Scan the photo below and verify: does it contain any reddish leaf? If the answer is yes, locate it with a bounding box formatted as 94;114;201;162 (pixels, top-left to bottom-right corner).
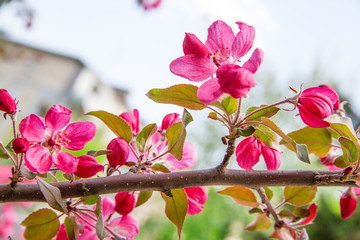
245;213;271;232
217;186;259;207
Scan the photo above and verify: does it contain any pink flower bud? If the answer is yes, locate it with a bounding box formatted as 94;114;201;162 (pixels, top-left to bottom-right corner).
12;138;30;154
340;188;357;219
161;113;180;131
140;0;162;10
217;64;256;99
120;109;139;134
74;155;104;178
0;89;17;114
297;87;339;128
115;192;136;216
106;138;130;168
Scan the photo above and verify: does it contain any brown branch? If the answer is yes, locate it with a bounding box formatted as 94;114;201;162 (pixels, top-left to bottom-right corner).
0;168;356;203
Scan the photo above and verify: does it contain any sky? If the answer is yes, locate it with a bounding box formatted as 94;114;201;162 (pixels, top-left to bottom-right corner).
0;0;360;124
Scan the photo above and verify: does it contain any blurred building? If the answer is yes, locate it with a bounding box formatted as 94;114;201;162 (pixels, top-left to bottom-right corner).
0;35;129;137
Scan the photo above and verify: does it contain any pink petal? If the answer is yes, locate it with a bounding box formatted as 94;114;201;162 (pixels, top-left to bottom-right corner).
183;33;210;57
166;142;197;169
205;20;235;59
161;113;180;131
45;105;72;135
298;104;330;128
303;86;339;110
115;192;136;216
217;64;256;98
170;55;217;82
231;21;255;60
63;121;96;150
242;48;264;73
19;114;46;143
261;144;281;170
101;197;115;220
295;203;318;226
185;187;208;215
120;109;139;134
25;145;52;173
197;78;224;104
235;137;262;170
109;215;140;238
52;151;78;174
106;138;130;168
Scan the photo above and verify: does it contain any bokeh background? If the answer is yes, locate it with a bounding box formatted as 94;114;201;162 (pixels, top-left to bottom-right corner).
1;0;360;239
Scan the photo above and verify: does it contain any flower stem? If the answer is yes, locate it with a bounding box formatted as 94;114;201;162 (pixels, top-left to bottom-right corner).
255;187;283;228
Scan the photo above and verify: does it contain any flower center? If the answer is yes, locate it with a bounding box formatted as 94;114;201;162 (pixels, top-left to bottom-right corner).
48;130;71;150
212;48;231;66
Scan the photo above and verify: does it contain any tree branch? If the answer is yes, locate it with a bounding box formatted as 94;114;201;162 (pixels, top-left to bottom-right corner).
0;168;356;203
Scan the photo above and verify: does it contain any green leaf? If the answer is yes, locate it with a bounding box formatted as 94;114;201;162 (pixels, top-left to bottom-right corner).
87;110;132;143
284;186;317;206
182;108;193;127
212;94;238;115
326;115;360;148
166;122;186;160
293;207;310;218
146;84;206;110
253;125;280;151
0;145;9;159
94;196;102;216
81;195;99;205
261;117;310;163
217;186;259;207
245;105;280;122
21;208;60;240
263;187;273;201
96;208;110;240
333;155;349;168
339;137;358;163
87;150;112;157
245;213;272;232
37;178;68;214
152;163;171;173
281;127;332;157
136;123;157;153
237;126;256;137
249;208;263;214
161;189;188;239
136;191;153;207
64;217;75;240
208;112;218;120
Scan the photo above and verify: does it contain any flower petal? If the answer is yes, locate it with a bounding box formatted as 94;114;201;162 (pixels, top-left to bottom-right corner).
25;145;52;173
231;21;255;60
120;109;139;134
102;197;115;221
235;137;262;170
19;114;46;143
261;144;281;170
53;151;78;174
242;48;264;74
45;105;72;135
183;33;210;57
197;78;224;104
63;122;96;150
109;215;140;238
185;187;208;215
166;142;197;169
205;20;235;58
298;103;331;128
170;55;216;82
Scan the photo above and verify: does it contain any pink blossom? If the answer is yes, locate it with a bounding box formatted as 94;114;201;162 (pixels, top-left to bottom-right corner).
340;187;357;219
115;192;136;216
297;86;340;128
165;142;197;169
0;89;17;114
160;113;180;131
235;136;281;170
170;20;263;104
74;155;104;178
120;109;139;134
184;186;208;215
106;138;130;168
140;0;161;10
19;105;96;174
0;204;17;238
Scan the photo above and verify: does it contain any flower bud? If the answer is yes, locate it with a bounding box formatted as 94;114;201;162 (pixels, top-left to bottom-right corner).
74;155;104;178
106;138;130;168
12;138;30;154
120;109;139;134
161;113;180;131
114;192;136;216
340;188;357;219
0;89;17;114
297;87;339;128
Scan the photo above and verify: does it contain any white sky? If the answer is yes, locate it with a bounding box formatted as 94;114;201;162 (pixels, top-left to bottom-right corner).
0;0;360;123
